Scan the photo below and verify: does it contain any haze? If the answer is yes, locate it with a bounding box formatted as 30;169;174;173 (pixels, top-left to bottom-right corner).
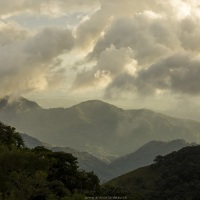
1;0;200;120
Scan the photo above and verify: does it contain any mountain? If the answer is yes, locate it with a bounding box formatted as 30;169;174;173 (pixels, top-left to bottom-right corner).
21;133;114;182
105;145;200;200
21;133;194;182
0;96;41;113
1;96;200;158
108;139;195;178
20;133;52;149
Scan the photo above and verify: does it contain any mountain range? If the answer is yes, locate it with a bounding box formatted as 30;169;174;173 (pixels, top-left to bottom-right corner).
0;96;199;158
21;133;114;182
0;97;200;160
21;133;193;182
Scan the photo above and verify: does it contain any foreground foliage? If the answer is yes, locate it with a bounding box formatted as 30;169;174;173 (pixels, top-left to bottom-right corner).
0;122;99;200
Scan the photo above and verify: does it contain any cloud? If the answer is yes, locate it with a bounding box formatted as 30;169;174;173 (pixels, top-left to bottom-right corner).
0;24;74;97
0;0;100;17
105;53;200;98
24;27;74;62
74;0;191;51
2;0;200;102
72;0;200;99
72;46;137;90
0;22;31;45
88;15;173;65
104;73;135;99
75;0;165;50
179;17;200;51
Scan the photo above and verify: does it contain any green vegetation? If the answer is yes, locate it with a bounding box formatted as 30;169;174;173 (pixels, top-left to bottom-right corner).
2;119;200;200
0;122;100;200
106;145;200;200
151;146;200;199
104;166;158;200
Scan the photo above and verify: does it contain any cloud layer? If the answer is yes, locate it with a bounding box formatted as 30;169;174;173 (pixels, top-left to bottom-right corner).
1;0;200;102
0;23;74;97
72;0;200;99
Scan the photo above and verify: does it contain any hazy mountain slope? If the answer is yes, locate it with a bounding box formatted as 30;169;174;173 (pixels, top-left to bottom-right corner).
21;133;114;181
1;96;200;157
21;133;194;182
20;133;52;149
109;139;194;178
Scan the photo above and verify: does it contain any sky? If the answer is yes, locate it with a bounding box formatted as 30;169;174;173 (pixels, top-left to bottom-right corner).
1;0;200;119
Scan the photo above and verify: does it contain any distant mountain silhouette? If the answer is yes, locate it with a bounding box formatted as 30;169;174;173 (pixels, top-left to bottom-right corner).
1;96;200;158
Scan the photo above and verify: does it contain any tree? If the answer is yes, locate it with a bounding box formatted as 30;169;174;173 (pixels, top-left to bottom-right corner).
0;122;101;199
0;122;24;148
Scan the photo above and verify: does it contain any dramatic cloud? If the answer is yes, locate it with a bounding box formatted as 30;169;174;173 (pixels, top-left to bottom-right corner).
1;0;200;111
106;53;200;97
142;53;200;95
72;0;200;99
0;24;74;97
72;46;137;90
89;16;173;65
75;0;166;50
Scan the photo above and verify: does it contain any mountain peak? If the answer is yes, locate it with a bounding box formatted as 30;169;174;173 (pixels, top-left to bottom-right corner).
0;96;42;113
72;99;121;111
77;99;113;106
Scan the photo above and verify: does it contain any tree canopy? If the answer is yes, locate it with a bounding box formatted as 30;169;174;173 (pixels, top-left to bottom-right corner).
0;122;100;200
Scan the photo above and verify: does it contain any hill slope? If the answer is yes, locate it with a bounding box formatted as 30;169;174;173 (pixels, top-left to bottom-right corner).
22;133;194;182
106;145;200;200
1;96;200;157
108;139;194;178
21;133;114;182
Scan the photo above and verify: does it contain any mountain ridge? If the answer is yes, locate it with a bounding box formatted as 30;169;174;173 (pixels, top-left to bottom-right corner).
108;139;195;178
0;96;200;157
21;133;193;182
0;96;42;113
20;133;115;182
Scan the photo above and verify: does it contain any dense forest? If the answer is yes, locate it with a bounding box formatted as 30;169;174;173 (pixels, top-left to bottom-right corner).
150;146;200;199
0;121;101;200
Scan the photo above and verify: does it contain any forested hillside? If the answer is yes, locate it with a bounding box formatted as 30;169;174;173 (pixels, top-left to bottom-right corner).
106;145;200;200
0;121;100;200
